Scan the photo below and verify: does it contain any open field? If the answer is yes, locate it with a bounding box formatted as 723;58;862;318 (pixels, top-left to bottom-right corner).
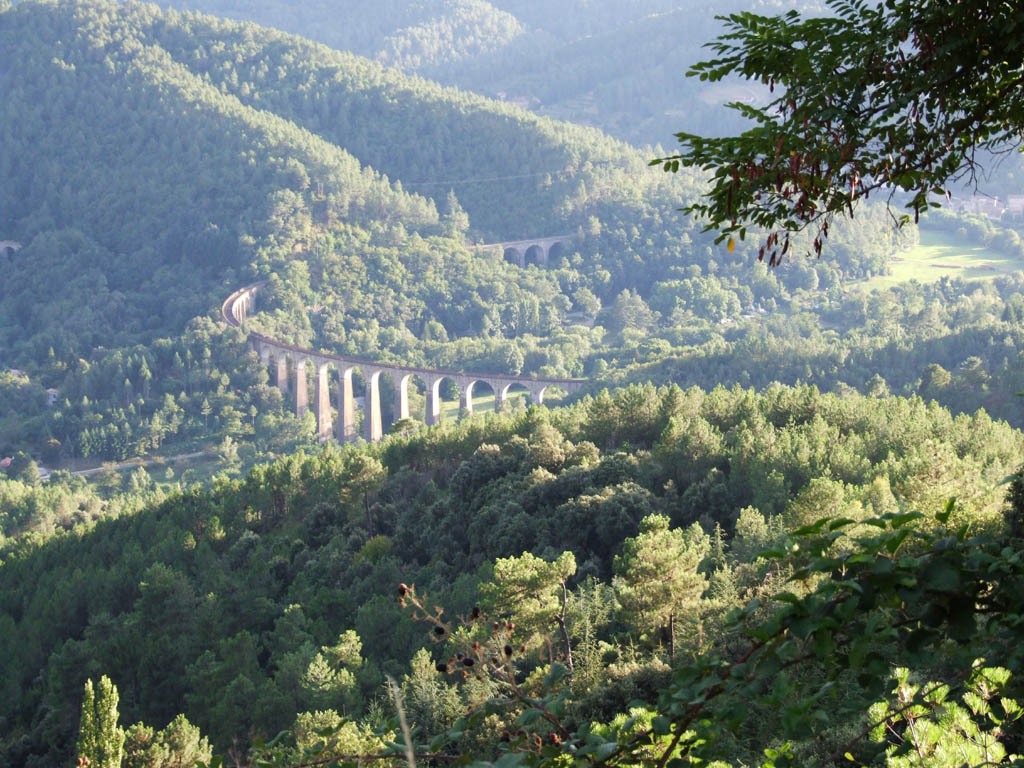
437;389;541;420
859;229;1024;291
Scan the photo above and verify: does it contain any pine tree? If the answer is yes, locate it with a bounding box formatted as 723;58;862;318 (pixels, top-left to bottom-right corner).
613;514;709;657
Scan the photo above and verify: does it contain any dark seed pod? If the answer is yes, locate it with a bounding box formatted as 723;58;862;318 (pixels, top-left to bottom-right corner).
398;583;408;597
462;658;475;667
433;625;446;636
455;652;464;660
471;606;480;619
435;662;448;673
500;732;511;742
504;644;513;657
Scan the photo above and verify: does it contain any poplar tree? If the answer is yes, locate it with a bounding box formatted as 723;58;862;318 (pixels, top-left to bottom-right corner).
76;675;125;768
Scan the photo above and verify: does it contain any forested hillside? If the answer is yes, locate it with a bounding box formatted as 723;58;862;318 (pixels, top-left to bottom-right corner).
0;0;439;358
3;1;1024;766
0;0;665;463
0;0;928;470
5;0;1024;471
3;384;1021;766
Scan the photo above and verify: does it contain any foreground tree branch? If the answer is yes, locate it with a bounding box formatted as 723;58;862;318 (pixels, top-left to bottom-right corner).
652;0;1024;262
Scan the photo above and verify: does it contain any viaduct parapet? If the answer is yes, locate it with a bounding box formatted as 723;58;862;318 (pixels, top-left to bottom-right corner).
223;282;587;443
474;234;575;268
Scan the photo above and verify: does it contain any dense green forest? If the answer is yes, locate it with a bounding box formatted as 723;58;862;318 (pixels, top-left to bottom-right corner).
3;1;1024;766
0;0;933;469
4;0;1024;474
4;384;1022;766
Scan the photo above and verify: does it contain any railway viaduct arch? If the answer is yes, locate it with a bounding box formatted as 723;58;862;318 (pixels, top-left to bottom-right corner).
223;283;587;443
475;234;575;268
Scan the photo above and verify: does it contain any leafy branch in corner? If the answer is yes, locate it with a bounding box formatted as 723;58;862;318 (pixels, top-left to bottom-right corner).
651;0;1024;262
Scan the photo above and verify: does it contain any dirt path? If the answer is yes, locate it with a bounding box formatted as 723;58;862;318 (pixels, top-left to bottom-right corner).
41;450;212;479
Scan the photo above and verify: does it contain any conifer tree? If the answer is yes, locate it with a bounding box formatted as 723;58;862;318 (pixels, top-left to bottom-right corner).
613;514;709;657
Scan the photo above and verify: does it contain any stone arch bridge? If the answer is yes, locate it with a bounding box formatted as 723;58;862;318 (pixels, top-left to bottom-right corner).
223;283;587;443
475;234;575;268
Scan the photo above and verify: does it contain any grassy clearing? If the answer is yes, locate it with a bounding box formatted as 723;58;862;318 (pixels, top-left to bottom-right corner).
861;229;1024;291
437;389;538;419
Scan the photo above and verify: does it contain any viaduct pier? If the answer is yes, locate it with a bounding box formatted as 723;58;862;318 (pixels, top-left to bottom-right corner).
223;283;586;443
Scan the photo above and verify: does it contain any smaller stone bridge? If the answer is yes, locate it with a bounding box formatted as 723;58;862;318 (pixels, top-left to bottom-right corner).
0;240;22;259
475;234;575;268
223;283;587;443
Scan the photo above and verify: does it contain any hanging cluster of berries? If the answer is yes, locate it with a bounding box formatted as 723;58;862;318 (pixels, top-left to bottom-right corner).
397;582;526;682
397;580;573;758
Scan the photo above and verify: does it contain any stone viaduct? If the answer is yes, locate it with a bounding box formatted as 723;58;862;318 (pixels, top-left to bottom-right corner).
223;282;587;444
475;234;575;268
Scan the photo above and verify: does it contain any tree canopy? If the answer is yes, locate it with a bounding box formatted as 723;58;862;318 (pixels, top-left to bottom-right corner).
653;0;1024;261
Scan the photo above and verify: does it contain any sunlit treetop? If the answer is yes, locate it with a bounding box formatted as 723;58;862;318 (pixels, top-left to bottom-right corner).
653;0;1024;263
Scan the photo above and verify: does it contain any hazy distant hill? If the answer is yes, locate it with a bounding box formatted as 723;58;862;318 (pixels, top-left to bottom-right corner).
158;0;526;66
144;5;661;238
139;0;817;145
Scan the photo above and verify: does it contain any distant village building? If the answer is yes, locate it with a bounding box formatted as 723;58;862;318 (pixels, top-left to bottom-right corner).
495;91;538;111
0;457;11;470
974;196;1006;218
46;388;60;406
948;195;1005;219
1007;195;1024;216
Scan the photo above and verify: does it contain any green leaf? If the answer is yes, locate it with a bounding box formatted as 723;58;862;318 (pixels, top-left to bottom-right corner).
793;519;829;536
594;742;619;761
936;497;956;524
886;512;922;529
922;558;961;592
828;518;858;531
885;528;911;553
266;730;287;748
